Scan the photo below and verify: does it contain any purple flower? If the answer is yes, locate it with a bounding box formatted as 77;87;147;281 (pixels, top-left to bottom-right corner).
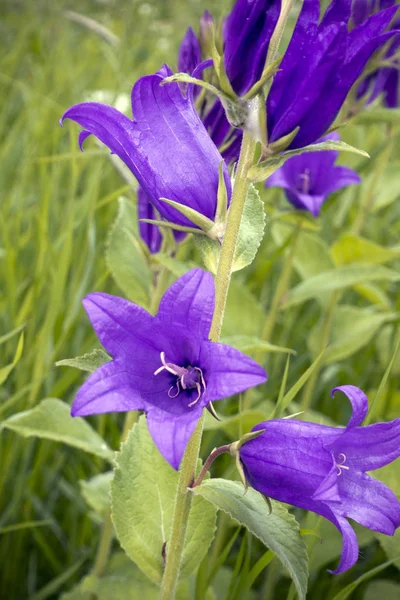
239;385;400;574
265;133;361;216
267;0;399;148
177;19;242;164
352;0;397;26
223;0;282;96
72;269;267;469
138;186;186;254
61;66;232;231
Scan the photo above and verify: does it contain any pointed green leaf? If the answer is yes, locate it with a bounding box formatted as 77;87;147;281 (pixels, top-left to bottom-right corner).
56;349;111;373
162;73;229;104
0;399;113;461
191;479;308;600
284;264;400;309
80;472;114;517
0;333;24;385
194;235;220;274
221;335;295;355
331;233;400;266
111;416;216;584
0;323;25;346
106;197;152;308
160;198;215;235
249;140;369;183
139;218;202;236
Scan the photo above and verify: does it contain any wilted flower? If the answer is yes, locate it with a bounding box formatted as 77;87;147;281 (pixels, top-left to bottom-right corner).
265;133;361;216
266;0;399;148
61;66;231;233
239;385;400;573
72;269;267;469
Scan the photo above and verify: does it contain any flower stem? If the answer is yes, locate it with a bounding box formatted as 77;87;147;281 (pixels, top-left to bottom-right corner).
209;132;257;342
301;291;339;411
159;416;204;600
191;444;231;488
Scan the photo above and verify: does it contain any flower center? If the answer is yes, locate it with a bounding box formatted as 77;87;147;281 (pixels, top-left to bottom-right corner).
153;351;206;407
335;452;350;476
297;168;311;194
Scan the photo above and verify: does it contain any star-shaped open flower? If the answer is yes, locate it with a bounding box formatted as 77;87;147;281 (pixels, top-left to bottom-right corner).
72;269;267;469
265;133;361;216
239;385;400;573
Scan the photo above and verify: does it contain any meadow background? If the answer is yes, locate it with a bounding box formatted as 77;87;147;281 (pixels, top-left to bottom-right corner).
1;0;400;598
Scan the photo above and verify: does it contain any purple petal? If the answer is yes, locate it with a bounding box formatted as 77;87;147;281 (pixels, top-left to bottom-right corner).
199;341;267;402
147;406;202;470
138;186;163;254
322;166;361;195
71;361;145;416
78;130;92;150
327;512;359;574
285;190;327;216
178;27;202;75
82;292;155;359
223;0;282;95
320;0;352;28
332;417;400;470
331;385;369;429
337;469;400;535
156;269;215;339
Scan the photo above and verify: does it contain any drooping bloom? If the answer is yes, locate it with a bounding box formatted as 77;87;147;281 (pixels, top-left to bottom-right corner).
266;0;399;148
239;385;400;573
353;1;400;108
61;66;232;231
72;269;267;469
265;133;361;216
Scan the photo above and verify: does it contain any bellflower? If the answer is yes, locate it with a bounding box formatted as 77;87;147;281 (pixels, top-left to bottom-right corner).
265;133;361;216
72;269;267;469
239;385;400;574
267;0;400;148
177;19;242;164
138;186;186;254
61;66;232;231
223;0;282;96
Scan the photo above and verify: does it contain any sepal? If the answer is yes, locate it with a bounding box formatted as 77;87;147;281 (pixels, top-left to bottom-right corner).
159;198;218;237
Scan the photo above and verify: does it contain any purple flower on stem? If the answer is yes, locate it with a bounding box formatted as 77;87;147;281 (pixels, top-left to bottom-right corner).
61;66;231;232
265;133;361;216
138;186;186;254
267;0;399;148
239;385;400;574
72;269;267;469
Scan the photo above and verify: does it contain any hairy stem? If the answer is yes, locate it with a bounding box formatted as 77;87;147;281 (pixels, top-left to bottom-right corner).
159;416;204;600
191;444;231;488
209;132;257;342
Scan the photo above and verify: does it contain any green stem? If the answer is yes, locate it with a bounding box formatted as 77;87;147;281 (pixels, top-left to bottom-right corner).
209;132;257;342
262;221;302;343
301;292;339;411
159;416;204;600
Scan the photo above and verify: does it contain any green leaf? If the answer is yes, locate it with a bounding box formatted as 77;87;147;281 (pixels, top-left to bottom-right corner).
111;416;216;584
191;479;308;600
355;107;400;124
331;556;400;600
249;140;369;183
160;198;215;235
222;281;266;337
106;197;152;308
80;471;113;517
364;581;400;600
56;349;111;373
221;335;295;355
308;307;398;364
195;186;266;274
277;350;326;413
284;264;400;308
0;333;24;385
0;323;25;346
331;233;400;266
232;185;266;272
0;399;113;461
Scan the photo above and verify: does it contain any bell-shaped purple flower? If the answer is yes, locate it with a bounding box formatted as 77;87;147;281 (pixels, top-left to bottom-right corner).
265;133;361;216
178;26;202;76
61;66;232;231
267;0;399;148
239;385;400;574
72;269;267;470
352;0;397;26
223;0;282;96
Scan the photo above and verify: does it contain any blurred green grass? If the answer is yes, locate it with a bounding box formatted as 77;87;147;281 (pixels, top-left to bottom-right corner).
1;1;400;599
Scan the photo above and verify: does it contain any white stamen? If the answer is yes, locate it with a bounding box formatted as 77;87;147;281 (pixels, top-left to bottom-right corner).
336;453;350;476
